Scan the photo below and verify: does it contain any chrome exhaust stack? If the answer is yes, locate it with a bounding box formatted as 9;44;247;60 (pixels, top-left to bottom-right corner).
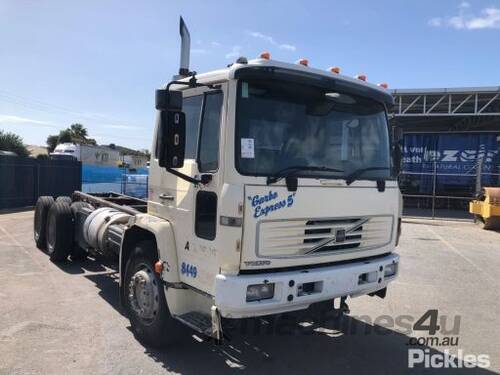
174;16;191;79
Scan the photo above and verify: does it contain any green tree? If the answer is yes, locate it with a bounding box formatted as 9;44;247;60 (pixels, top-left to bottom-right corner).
58;129;72;144
69;123;88;139
46;134;59;152
46;123;96;151
0;130;30;157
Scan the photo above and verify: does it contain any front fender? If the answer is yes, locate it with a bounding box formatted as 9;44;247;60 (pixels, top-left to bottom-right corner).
121;214;180;285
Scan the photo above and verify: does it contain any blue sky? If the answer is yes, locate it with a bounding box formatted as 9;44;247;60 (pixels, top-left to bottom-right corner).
1;0;499;150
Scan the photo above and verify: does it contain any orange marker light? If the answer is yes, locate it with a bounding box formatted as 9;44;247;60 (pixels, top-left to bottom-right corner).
378;83;389;89
259;51;271;60
329;66;341;74
297;58;309;66
154;261;164;274
355;74;367;81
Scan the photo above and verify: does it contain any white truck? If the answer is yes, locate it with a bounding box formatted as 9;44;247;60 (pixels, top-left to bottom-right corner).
33;17;401;346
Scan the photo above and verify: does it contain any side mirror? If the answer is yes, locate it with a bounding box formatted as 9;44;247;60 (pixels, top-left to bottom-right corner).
156;89;183;111
158;110;186;168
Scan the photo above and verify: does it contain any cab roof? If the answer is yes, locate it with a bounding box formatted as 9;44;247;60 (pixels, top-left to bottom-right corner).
173;58;394;106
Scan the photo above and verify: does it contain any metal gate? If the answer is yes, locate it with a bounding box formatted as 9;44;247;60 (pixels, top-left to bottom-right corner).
0;156;81;209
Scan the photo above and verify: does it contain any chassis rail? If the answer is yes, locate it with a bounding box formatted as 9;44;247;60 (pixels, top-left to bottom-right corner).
72;191;147;215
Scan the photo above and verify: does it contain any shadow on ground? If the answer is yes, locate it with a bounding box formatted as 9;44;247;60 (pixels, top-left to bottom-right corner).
54;255;125;316
53;256;495;374
144;312;495;374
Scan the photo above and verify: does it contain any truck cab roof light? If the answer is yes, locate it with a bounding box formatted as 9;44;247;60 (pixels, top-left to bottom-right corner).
259;51;271;60
297;58;309;66
329;66;341;74
236;56;248;64
378;82;389;89
355;74;367;81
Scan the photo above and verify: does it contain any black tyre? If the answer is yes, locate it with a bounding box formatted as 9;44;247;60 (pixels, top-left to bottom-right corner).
34;196;54;250
46;201;74;262
124;240;183;347
56;196;72;205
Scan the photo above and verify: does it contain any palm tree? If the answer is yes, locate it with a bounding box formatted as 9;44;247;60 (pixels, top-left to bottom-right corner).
69;123;88;139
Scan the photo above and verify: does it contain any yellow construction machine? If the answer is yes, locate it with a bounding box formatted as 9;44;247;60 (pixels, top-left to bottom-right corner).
470;187;500;230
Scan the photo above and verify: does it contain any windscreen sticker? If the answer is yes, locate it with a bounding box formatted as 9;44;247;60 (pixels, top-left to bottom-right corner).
247;191;296;218
241;82;249;98
241;138;255;158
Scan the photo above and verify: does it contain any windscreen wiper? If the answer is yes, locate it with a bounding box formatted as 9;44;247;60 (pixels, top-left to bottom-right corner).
266;165;344;185
344;167;390;185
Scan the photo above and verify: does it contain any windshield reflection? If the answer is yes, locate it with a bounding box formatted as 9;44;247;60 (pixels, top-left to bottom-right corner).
236;80;391;181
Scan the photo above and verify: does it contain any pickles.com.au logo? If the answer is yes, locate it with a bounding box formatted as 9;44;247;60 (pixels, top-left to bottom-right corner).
406;309;490;369
408;349;490;369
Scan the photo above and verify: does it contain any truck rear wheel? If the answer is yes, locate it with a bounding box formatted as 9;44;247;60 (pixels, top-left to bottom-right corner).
46;201;74;262
34;196;54;250
55;196;72;205
124;240;182;347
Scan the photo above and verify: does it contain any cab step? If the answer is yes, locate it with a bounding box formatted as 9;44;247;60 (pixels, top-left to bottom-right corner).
174;312;213;337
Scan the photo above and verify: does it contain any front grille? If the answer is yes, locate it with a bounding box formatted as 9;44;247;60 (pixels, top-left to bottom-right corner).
304;219;362;251
257;216;393;258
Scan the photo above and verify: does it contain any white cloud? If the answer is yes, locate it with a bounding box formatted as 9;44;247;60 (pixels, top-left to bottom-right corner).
225;45;242;59
459;1;470;9
0;115;56;127
278;44;297;52
247;31;297;52
211;41;221;47
428;17;442;27
249;31;276;44
429;5;500;30
467;8;500;29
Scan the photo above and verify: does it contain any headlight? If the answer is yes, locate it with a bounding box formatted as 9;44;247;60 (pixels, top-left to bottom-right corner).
384;263;398;278
246;283;275;302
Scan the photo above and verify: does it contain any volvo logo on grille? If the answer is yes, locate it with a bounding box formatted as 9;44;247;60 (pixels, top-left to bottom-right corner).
304;218;369;255
335;229;346;243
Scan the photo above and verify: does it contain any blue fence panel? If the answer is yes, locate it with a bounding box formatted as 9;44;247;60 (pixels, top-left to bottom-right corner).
123;174;148;198
82;165;149;198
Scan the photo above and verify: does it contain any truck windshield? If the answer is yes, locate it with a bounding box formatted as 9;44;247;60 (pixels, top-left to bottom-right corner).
235;79;391;181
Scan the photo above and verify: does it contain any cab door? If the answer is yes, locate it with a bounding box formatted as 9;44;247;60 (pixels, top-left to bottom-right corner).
148;82;226;293
175;85;226;293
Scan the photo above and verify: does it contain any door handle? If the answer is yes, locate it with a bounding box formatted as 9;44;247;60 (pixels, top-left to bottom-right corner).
159;193;175;201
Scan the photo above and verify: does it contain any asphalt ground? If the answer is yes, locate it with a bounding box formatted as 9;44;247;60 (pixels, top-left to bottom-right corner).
0;210;499;374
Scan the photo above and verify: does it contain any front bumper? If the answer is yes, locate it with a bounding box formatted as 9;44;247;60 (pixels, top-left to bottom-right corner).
215;253;399;318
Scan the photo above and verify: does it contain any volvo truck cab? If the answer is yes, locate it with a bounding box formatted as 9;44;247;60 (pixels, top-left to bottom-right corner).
34;17;401;346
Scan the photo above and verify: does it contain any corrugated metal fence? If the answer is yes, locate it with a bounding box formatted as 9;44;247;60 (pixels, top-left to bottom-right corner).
0;156;81;209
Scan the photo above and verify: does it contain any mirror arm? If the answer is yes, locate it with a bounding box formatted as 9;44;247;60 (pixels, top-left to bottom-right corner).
166;167;202;185
166;74;218;92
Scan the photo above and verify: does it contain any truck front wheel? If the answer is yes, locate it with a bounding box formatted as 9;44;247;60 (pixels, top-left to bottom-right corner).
124;240;182;347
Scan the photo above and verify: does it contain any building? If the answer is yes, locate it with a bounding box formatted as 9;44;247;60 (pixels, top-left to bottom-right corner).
390;87;500;212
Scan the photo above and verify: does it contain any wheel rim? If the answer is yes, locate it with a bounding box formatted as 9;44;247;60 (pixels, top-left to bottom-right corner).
128;263;160;324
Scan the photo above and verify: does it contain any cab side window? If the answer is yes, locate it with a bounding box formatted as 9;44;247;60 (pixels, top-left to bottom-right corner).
183;95;203;159
198;92;223;172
